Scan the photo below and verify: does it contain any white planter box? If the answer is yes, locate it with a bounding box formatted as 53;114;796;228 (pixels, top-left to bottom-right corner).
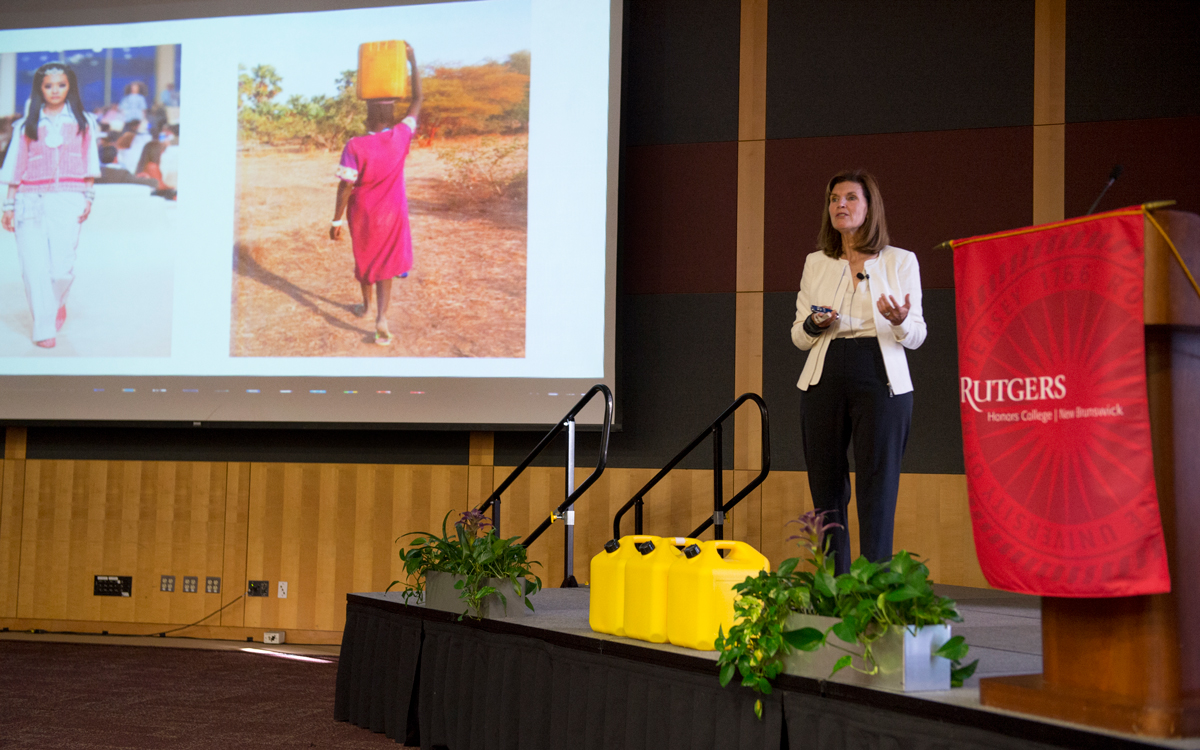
781;613;951;692
422;571;536;619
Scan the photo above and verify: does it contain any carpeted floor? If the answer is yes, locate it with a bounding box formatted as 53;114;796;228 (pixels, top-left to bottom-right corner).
0;641;398;748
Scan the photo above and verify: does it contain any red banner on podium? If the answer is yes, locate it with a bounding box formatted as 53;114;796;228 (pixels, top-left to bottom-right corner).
953;207;1171;597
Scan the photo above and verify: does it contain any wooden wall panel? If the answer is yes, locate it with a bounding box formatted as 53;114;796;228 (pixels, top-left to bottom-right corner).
489;466;983;587
759;469;814;567
14;461;230;625
487;466;565;585
495;466;736;586
729;470;763;553
143;462;230;626
1032;0;1066;225
1;460;25;617
756;470;986;587
243;463;467;633
4;427;27;459
220;462;250;627
734;293;765;471
2;459;987;640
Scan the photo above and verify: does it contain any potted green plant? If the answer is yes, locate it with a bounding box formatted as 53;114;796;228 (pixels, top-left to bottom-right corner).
387;509;542;619
715;510;977;718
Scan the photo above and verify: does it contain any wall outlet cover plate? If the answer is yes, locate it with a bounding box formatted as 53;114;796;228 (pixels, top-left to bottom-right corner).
264;631;286;645
95;575;132;597
247;580;269;597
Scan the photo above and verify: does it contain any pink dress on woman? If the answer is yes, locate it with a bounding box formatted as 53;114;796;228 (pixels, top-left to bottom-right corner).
336;117;415;284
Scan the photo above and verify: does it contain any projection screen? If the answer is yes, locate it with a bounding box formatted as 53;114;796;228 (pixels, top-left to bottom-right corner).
0;0;620;427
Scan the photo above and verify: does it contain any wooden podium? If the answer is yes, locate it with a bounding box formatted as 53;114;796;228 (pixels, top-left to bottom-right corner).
979;209;1200;737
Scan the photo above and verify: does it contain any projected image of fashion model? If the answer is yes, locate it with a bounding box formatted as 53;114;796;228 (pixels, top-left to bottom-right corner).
791;170;926;575
329;42;423;347
0;63;101;349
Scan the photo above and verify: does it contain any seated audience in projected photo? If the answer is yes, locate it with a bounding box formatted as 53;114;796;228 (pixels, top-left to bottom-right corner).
1;63;101;349
329;42;423;347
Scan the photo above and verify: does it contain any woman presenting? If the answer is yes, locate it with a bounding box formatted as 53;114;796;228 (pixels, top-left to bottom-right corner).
330;42;423;346
791;170;925;574
1;63;101;349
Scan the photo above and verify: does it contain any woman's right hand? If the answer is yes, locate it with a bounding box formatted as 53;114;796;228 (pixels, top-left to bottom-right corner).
812;310;838;328
1;210;14;233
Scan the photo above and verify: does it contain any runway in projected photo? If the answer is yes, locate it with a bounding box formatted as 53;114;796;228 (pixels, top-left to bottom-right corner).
0;46;180;357
231;3;529;358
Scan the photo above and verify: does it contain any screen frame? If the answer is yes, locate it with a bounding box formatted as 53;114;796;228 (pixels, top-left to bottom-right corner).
0;0;622;431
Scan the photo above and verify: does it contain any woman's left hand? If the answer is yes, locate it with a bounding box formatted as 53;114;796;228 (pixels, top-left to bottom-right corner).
79;201;92;224
878;293;911;326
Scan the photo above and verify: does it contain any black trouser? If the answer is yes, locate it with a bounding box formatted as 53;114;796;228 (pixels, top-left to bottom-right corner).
801;338;912;575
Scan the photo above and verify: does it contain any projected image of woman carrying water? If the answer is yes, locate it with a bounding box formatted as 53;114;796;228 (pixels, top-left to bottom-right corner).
231;2;530;358
329;42;423;347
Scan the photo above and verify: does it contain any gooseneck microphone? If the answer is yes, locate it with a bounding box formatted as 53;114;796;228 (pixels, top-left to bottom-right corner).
1086;164;1124;216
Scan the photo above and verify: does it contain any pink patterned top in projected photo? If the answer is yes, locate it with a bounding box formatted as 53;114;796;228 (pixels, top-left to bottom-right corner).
336;116;416;284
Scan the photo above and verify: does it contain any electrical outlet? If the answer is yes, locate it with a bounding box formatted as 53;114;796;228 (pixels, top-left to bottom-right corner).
205;577;221;594
160;575;175;592
247;580;269;597
182;576;198;593
277;581;288;599
264;631;286;645
94;575;132;597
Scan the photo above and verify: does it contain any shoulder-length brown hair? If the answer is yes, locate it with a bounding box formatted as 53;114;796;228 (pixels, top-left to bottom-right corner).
816;170;890;257
136;140;165;175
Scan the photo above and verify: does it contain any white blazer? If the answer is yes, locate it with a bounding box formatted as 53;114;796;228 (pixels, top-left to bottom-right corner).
790;246;926;395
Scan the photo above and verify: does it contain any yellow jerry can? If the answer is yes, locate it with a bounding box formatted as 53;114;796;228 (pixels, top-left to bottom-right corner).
666;540;770;651
623;537;700;643
357;40;411;100
589;535;658;636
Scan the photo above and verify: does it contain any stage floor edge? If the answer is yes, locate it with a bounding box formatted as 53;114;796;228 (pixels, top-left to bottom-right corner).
336;587;1200;749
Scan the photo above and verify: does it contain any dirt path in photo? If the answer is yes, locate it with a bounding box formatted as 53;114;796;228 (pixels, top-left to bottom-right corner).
231;141;526;358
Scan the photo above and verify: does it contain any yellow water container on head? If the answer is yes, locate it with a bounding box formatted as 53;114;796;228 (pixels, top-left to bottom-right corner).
623;537;700;643
589;535;657;636
666;540;770;651
357;40;411;100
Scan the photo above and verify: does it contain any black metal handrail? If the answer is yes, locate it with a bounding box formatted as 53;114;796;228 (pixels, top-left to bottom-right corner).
477;384;613;585
611;392;769;542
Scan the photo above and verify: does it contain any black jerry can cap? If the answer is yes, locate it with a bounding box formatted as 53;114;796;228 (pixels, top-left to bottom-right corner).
634;540;656;555
604;539;620;554
682;544;702;559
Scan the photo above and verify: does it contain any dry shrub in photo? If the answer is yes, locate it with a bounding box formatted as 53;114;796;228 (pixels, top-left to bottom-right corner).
436;136;528;207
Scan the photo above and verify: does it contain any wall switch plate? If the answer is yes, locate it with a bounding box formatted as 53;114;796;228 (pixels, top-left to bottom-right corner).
277;581;288;599
205;577;221;594
160;575;175;592
94;575;132;597
182;576;198;593
247;580;269;597
264;631;286;645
